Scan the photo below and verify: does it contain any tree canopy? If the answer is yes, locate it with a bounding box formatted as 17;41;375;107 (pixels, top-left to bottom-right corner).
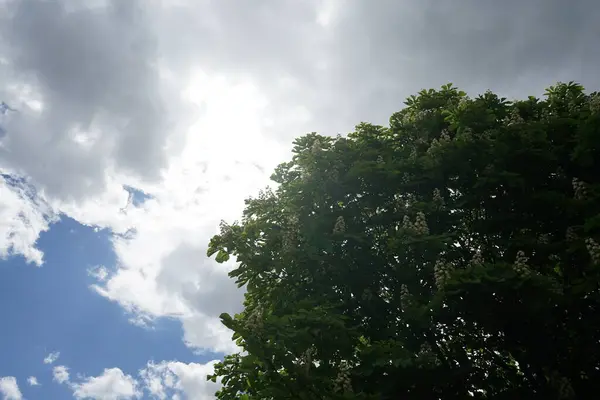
206;82;600;399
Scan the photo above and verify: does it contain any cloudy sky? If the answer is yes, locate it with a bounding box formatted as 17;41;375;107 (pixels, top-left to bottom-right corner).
0;0;599;399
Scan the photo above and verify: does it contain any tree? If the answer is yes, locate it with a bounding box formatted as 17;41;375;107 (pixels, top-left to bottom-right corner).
207;82;600;399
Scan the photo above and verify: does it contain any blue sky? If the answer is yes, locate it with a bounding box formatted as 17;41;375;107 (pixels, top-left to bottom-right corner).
1;0;599;399
0;214;222;399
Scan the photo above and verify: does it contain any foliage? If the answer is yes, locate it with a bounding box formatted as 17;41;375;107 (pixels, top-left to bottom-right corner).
207;82;600;399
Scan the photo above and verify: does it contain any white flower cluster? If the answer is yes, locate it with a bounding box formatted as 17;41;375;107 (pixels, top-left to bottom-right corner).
480;129;493;140
572;177;588;200
513;251;531;276
585;238;600;264
540;108;552;122
419;342;432;354
414;212;429;235
298;346;316;372
590;94;600;113
469;208;487;222
406;194;417;209
519;228;531;235
567;100;583;114
392;195;403;214
439;129;451;142
417;343;438;366
566;227;578;242
245;306;265;331
434;259;453;290
282;229;297;250
333;361;352;393
403;212;429;236
432;188;445;208
311;138;322;154
538;234;550;245
470;249;483;267
400;284;411;311
412;110;425;123
427;129;451;155
505;108;525;126
288;214;299;225
333;216;346;233
282;215;300;249
376;155;384;164
379;287;392;303
456;127;474;142
415;137;427;146
327;165;339;181
402;215;412;230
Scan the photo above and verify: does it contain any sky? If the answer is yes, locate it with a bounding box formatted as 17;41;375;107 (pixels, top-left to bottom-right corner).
0;0;599;399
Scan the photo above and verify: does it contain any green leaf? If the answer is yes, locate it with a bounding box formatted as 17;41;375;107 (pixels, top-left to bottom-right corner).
216;250;230;263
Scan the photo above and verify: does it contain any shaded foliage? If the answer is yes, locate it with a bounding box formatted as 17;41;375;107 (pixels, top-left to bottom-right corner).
207;82;600;399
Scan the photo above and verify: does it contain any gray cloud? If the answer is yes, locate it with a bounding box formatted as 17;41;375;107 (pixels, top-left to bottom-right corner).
0;0;193;200
157;243;244;318
147;0;600;141
323;0;600;129
255;0;599;137
4;0;598;200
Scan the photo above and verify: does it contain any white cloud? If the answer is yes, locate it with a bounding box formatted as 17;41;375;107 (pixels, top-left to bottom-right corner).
315;0;341;27
140;360;220;400
0;174;56;266
88;265;110;282
71;368;140;400
53;365;70;384
42;359;219;400
43;351;60;364
27;376;39;386
0;377;22;400
78;73;287;353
